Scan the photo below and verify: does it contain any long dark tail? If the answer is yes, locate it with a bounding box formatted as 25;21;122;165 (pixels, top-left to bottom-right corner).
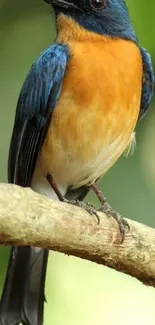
0;246;48;325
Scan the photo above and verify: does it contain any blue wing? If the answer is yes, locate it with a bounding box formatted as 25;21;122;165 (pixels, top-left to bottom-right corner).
8;43;69;186
139;46;154;120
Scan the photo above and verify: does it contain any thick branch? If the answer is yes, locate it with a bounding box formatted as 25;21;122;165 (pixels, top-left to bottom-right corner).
0;183;155;287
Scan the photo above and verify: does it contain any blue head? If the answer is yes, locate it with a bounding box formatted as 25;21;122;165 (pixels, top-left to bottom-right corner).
44;0;137;41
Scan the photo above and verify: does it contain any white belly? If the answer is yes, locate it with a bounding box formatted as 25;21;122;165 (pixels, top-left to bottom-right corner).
31;129;135;199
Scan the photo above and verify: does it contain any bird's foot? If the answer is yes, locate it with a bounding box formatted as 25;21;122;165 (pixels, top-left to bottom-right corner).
98;200;129;243
47;173;129;241
63;198;100;224
91;183;129;242
46;173;100;223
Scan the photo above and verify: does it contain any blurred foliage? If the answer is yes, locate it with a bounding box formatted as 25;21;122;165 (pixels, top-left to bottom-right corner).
0;0;155;324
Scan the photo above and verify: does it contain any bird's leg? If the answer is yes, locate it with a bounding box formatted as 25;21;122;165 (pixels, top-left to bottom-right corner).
47;173;64;201
46;173;100;223
91;183;129;242
90;183;106;205
47;174;128;239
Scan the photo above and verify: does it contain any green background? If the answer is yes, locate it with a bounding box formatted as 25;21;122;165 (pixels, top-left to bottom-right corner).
0;0;155;324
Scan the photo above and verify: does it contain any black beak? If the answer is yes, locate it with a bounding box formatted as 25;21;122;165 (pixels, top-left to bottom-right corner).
44;0;79;11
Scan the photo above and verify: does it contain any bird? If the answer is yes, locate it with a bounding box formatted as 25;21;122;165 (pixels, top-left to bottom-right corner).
0;0;154;324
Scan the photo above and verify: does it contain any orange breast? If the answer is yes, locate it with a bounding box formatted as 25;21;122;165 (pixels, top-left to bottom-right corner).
39;37;143;188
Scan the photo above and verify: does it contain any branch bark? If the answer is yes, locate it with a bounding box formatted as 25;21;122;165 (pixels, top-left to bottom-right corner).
0;183;155;287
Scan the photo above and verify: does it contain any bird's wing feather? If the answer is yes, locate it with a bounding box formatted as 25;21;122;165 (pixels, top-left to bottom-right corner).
8;43;69;187
0;44;69;325
139;46;154;120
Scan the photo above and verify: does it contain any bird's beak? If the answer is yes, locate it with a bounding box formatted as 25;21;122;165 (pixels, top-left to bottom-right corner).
44;0;79;11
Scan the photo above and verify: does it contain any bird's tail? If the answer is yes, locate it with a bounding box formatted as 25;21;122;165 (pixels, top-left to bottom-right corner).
0;246;48;325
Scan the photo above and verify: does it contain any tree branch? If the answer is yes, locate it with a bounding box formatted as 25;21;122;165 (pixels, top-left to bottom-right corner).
0;183;155;287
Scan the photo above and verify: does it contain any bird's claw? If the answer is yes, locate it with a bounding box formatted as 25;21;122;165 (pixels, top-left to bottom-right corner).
99;201;129;243
63;198;100;224
63;197;129;242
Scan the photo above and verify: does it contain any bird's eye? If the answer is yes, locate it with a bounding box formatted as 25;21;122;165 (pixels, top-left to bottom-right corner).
90;0;105;10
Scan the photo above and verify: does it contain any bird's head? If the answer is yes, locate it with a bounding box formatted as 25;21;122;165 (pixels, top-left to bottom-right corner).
44;0;137;41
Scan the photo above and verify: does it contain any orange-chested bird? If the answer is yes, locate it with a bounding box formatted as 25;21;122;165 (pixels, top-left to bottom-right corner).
0;0;154;324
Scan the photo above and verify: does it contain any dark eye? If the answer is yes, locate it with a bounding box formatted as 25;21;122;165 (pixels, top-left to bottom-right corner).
90;0;105;9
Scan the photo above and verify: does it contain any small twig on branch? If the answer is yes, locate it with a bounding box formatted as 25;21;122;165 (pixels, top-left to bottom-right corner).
0;183;155;287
